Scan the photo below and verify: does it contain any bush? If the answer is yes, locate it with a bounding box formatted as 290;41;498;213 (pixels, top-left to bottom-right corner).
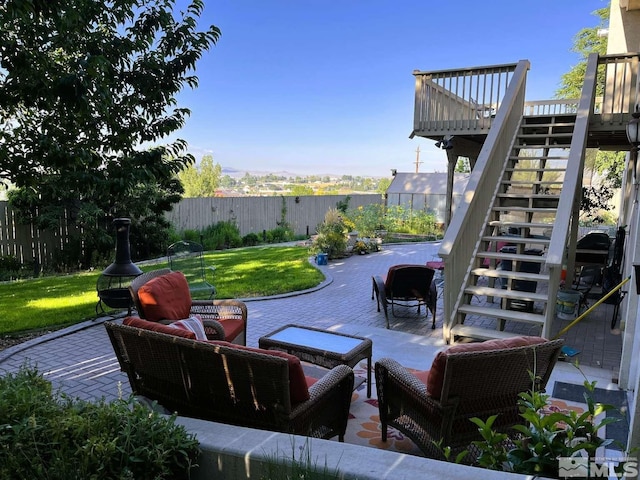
310;208;348;259
0;366;200;480
385;205;441;237
343;204;385;237
266;226;294;243
242;232;261;246
0;255;23;281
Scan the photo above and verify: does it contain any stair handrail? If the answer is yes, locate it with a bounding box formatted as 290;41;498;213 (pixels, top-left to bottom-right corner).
544;53;599;337
438;59;530;341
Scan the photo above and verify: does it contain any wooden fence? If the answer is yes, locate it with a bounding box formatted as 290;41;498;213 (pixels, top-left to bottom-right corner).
0;194;382;266
165;194;382;237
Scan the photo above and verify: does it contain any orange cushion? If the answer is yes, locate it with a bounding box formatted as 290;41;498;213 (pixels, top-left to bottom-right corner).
138;271;191;321
219;318;245;343
123;316;196;340
426;336;547;399
208;341;310;404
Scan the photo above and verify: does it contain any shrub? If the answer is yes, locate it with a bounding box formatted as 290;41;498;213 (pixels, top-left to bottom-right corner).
310;208;348;259
343;204;385;237
0;255;22;281
0;366;200;480
266;226;294;243
242;232;261;246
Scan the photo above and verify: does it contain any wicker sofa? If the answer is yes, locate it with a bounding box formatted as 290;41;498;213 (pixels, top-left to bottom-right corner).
375;336;564;460
105;318;355;440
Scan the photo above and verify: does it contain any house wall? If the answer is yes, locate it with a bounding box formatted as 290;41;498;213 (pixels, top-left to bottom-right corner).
609;0;640;451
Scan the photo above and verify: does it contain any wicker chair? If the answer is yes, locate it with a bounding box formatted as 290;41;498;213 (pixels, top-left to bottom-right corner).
105;320;355;440
129;268;247;344
372;264;437;329
375;337;564;461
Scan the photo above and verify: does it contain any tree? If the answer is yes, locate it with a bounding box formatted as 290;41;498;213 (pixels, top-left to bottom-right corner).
289;185;314;196
179;154;222;197
555;3;622;223
454;158;470;173
376;177;391;195
0;0;220;267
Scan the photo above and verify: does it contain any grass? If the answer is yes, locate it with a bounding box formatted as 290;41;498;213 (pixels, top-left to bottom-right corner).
0;245;324;336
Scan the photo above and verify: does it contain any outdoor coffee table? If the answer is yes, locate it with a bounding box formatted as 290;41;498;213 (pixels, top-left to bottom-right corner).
259;324;373;398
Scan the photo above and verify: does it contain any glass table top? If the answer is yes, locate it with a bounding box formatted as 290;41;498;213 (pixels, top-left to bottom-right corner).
268;326;364;354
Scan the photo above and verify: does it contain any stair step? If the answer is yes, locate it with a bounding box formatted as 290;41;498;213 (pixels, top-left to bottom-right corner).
505;168;566;174
519;133;574;139
509;156;569;160
497;193;561;200
458;305;546;325
481;235;550;246
489;220;553;230
504;180;564;186
449;324;537;342
477;251;546;263
471;267;550;283
492;206;557;214
465;285;548;302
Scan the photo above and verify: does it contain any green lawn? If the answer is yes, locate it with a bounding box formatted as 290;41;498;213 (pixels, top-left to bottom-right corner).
0;246;324;336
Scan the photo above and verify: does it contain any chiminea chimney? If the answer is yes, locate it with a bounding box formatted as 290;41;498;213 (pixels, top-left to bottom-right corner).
96;218;143;313
102;218;143;276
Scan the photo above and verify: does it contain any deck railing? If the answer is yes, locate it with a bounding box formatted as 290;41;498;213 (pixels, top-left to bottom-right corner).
593;53;639;126
412;62;521;135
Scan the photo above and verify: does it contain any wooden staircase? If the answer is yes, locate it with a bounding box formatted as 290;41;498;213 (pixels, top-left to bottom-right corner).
448;113;576;342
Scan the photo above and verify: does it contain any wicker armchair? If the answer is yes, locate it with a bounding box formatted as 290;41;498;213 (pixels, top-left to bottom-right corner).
372;264;437;329
375;337;564;460
129;268;247;344
105;320;355;440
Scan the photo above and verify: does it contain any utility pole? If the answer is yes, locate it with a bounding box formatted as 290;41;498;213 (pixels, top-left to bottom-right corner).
414;146;423;173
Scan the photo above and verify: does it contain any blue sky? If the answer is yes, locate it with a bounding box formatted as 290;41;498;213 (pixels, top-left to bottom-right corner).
172;0;607;178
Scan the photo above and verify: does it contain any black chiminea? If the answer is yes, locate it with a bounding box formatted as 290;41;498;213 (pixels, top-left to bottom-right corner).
96;218;143;314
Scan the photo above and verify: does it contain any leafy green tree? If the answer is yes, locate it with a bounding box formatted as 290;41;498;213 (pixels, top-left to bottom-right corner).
289;185;314;196
454;158;471;173
0;0;220;267
377;177;392;195
179;154;222;197
555;3;621;224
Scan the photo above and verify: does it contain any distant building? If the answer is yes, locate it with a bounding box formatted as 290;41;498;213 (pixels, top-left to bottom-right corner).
385;172;470;224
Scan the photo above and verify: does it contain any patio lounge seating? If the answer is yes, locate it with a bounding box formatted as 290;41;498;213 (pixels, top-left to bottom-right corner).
105;318;355;440
372;264;437;329
129;268;247;344
375;336;564;460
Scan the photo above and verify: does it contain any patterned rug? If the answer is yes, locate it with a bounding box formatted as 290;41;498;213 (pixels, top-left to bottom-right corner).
331;361;591;457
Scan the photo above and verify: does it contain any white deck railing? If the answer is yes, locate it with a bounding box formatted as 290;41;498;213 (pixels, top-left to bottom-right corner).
412;62;520;135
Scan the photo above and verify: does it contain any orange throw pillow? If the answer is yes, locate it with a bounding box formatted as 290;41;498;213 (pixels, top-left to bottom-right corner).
138;271;191;321
426;336;547;399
